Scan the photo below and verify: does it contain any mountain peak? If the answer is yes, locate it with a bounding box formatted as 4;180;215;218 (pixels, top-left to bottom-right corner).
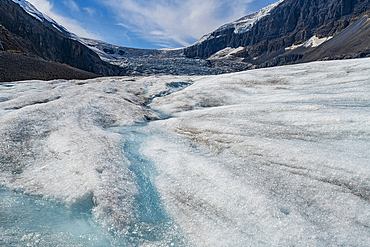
194;0;284;46
11;0;72;37
0;0;121;82
217;0;284;35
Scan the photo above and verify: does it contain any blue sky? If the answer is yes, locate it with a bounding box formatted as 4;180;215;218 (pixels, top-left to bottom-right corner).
27;0;278;49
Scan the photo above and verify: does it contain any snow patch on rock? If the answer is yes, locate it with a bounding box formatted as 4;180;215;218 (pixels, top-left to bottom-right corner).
285;36;333;51
208;47;245;61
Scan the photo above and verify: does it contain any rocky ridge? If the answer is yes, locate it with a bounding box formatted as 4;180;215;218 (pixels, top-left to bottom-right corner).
0;0;121;82
185;0;370;67
2;0;370;82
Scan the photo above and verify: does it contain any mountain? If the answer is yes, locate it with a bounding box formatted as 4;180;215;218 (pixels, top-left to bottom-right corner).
193;0;284;48
7;0;252;78
11;0;72;37
185;0;370;67
79;0;370;72
3;0;370;82
0;0;121;82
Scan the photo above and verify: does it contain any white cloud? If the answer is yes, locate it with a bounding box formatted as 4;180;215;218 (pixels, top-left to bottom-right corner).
117;23;131;29
83;7;96;16
26;0;99;39
97;0;254;47
63;0;80;12
150;31;166;36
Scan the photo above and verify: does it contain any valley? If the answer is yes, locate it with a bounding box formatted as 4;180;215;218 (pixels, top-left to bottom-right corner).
1;0;370;246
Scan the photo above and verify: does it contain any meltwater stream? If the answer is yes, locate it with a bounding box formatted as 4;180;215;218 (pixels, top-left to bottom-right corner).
110;124;186;246
0;123;185;247
0;78;193;246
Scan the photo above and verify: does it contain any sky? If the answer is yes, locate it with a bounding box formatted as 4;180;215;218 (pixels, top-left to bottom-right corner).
26;0;279;49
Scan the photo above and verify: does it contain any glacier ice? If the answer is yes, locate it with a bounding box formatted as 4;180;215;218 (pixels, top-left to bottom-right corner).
146;58;370;246
0;57;370;246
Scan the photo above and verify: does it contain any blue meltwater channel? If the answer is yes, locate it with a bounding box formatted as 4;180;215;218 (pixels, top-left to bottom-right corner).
0;123;186;246
111;123;186;246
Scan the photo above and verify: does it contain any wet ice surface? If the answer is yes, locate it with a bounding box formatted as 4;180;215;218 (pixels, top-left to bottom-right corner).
0;188;112;246
0;58;370;246
0;78;164;246
109;124;186;246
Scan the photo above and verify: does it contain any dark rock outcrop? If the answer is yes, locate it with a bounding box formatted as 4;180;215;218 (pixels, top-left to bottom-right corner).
0;51;99;82
0;0;121;80
253;15;370;69
301;15;370;62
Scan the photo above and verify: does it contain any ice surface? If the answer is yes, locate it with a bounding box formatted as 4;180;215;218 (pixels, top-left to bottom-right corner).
0;78;160;243
0;57;370;246
148;58;370;245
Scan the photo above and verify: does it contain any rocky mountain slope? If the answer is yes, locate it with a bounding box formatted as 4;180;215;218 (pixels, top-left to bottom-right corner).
192;0;284;49
185;0;370;67
85;0;369;71
0;0;121;82
11;0;72;37
6;0;252;79
2;0;370;82
0;50;99;82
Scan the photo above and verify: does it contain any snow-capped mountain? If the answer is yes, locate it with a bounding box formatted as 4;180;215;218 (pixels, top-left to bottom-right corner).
218;0;284;34
0;0;120;82
11;0;138;60
11;0;72;38
4;0;370;82
11;0;182;61
78;37;184;60
9;0;253;77
11;0;132;60
185;0;370;66
194;0;284;46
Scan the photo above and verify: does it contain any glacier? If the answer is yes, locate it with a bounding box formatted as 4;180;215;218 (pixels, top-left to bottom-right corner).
0;57;370;246
11;0;253;76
